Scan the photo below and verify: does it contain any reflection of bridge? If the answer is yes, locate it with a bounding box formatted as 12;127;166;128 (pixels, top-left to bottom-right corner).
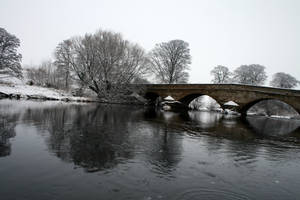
144;84;300;115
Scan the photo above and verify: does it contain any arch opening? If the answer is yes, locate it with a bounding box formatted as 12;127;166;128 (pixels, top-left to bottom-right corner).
181;94;223;112
144;92;160;105
244;99;300;119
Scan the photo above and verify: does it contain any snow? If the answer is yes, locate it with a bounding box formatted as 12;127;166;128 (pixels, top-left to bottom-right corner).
1;72;94;102
197;107;209;111
130;92;147;103
0;82;95;102
224;101;239;106
0;75;23;85
224;109;240;116
269;115;292;119
215;107;224;112
164;95;175;101
0;84;60;98
162;105;171;111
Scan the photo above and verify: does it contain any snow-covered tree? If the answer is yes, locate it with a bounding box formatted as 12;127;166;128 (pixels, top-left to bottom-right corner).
248;99;299;117
54;30;148;99
26;60;64;88
210;65;232;83
233;64;267;85
148;40;191;83
54;39;73;89
270;72;299;89
189;95;221;111
0;27;22;79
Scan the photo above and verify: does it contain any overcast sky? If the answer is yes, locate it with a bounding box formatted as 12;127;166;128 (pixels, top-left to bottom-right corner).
1;0;299;84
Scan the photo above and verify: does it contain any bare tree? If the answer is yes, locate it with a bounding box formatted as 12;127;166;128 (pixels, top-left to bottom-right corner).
210;65;232;83
233;64;267;85
54;30;148;99
54;39;73;89
270;72;299;89
26;60;64;88
0;27;22;79
26;67;47;86
148;40;191;83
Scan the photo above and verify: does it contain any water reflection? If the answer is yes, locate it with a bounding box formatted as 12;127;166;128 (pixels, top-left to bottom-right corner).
0;112;17;157
246;116;300;137
1;100;300;163
0;101;184;173
188;111;222;128
23;104;143;172
1;100;300;200
186;110;300;138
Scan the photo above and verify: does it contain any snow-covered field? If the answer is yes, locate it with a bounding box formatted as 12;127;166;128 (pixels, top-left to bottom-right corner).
0;84;62;98
0;77;95;102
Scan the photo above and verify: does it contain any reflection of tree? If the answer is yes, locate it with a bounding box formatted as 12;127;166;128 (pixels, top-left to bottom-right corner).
0;114;17;157
183;111;256;141
202;113;300;140
0;102;184;174
246;117;300;162
188;111;222;128
138;109;184;174
22;104;139;172
147;122;183;173
39;105;184;173
246;116;300;137
67;106;137;172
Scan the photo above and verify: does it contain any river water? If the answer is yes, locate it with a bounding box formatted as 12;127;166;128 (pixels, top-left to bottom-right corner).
1;99;300;200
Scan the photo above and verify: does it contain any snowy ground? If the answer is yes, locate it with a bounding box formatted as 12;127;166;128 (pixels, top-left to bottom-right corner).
0;77;96;102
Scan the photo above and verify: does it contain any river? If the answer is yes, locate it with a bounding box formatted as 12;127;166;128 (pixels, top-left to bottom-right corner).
1;99;300;200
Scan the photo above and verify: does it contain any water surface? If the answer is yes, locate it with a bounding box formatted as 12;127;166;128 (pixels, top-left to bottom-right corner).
1;100;300;200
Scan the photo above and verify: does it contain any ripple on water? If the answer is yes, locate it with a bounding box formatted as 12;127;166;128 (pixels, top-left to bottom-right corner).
174;187;253;200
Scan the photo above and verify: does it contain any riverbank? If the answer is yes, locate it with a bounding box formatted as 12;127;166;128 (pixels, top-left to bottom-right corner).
0;81;148;105
0;82;98;103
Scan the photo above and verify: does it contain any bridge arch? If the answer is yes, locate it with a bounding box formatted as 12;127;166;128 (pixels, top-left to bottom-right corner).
240;98;300;116
145;92;160;103
178;93;223;109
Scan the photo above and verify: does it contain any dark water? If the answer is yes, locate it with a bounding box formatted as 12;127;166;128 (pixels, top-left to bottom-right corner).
1;100;300;200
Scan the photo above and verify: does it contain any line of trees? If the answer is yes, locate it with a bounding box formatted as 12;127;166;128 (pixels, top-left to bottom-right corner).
50;30;191;99
25;60;67;89
0;27;191;99
210;65;299;88
0;27;191;93
1;26;299;99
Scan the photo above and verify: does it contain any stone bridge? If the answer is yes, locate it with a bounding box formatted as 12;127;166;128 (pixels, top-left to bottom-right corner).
143;84;300;115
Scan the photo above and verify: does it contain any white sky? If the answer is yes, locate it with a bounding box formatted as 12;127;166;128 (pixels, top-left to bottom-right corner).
1;0;299;85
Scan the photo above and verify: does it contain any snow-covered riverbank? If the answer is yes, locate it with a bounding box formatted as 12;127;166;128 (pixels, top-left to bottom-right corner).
0;82;97;102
